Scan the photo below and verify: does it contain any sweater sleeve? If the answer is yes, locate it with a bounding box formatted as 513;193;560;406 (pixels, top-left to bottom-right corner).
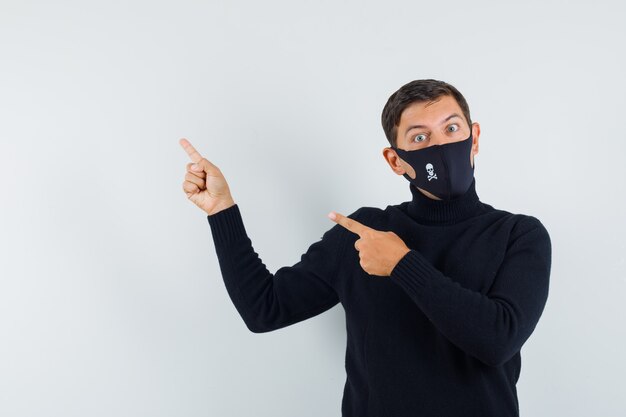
389;215;552;367
206;203;350;333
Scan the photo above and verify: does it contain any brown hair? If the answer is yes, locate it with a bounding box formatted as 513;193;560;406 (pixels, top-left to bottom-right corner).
381;79;472;148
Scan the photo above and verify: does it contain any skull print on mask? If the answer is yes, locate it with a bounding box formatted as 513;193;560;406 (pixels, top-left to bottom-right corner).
425;163;437;181
391;130;475;200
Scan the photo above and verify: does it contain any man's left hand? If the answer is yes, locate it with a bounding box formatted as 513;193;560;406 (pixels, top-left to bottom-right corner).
328;211;411;277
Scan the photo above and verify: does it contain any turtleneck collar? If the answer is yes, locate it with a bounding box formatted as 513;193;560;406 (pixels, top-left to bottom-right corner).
405;177;484;224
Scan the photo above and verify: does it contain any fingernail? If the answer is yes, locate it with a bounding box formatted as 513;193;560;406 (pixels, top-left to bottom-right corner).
327;212;336;220
191;164;199;170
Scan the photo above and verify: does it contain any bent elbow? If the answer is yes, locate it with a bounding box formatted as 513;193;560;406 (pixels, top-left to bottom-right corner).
475;340;521;367
480;351;515;367
242;318;270;334
241;315;280;334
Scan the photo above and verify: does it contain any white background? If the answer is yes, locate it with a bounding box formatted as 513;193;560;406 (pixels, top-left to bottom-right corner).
1;1;625;416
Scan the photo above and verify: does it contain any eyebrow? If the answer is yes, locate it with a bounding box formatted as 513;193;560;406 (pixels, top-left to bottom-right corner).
404;113;463;136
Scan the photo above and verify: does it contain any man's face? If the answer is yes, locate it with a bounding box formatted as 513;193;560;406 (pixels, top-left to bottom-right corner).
382;94;480;198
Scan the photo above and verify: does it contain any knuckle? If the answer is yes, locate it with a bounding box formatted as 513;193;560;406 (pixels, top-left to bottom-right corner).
183;181;196;192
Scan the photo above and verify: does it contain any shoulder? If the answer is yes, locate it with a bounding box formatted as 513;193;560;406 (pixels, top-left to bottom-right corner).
516;214;549;233
501;212;552;256
471;206;552;263
477;202;551;238
505;211;550;239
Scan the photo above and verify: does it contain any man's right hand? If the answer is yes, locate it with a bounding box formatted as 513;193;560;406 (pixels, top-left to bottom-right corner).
179;138;235;216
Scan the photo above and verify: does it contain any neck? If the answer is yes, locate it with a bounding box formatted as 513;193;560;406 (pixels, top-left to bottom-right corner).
406;177;483;224
416;187;443;200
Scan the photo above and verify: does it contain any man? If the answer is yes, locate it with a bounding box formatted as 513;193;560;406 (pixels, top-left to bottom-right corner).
180;79;552;417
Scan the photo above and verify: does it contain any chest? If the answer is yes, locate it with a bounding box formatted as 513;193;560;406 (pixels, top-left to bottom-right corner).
336;218;513;312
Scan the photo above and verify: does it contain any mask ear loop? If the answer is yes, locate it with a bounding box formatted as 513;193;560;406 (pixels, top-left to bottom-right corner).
467;130;476;170
392;147;414;181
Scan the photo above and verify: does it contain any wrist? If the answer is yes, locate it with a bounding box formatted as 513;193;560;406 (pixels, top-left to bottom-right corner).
207;198;236;216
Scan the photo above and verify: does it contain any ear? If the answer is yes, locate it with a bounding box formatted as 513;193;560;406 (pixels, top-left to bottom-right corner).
382;147;403;172
382;147;415;179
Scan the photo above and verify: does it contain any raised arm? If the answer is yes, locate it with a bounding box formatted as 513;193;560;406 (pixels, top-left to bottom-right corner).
207;204;353;333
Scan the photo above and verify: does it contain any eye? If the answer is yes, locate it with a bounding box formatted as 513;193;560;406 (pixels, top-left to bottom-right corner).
447;123;459;133
412;133;427;143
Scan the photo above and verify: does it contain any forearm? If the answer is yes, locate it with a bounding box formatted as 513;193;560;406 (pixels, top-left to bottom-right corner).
390;248;550;367
207;204;344;333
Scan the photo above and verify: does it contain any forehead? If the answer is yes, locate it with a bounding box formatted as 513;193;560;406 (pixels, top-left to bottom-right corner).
399;95;462;126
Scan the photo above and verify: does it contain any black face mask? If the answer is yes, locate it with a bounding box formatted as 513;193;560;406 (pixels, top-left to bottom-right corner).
391;131;475;200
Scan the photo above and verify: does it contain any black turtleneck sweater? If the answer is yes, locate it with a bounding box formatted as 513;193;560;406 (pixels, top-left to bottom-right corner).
206;177;552;417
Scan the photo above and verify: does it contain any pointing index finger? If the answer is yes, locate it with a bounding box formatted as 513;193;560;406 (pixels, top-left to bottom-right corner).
328;211;373;237
179;138;203;163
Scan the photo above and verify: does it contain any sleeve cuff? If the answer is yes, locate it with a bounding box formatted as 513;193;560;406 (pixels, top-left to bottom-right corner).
206;204;248;245
389;249;442;295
